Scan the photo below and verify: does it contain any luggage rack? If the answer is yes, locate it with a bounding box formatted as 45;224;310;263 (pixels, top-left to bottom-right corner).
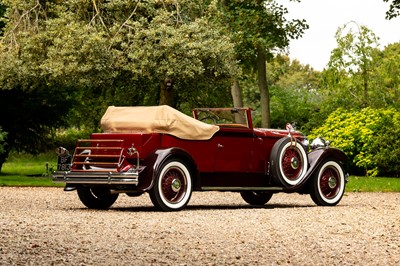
53;139;140;185
72;139;125;172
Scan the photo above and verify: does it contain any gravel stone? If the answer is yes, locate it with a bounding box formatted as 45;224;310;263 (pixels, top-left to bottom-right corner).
0;187;399;265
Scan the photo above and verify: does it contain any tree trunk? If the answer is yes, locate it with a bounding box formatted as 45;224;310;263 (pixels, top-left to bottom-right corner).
159;77;175;107
362;65;369;107
231;78;243;108
257;45;271;128
230;78;246;124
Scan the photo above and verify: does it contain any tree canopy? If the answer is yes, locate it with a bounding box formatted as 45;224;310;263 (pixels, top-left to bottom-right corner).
0;1;238;142
321;23;400;116
384;0;400;19
0;0;242;169
311;23;400;176
221;0;308;127
242;55;320;130
322;22;381;110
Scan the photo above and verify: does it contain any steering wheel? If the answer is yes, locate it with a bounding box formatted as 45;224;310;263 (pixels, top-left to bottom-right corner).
199;115;218;124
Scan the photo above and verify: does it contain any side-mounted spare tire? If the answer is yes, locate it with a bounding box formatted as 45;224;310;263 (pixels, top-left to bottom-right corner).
270;137;308;187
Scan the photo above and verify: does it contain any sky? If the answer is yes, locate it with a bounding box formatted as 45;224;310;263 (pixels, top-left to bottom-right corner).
283;0;400;70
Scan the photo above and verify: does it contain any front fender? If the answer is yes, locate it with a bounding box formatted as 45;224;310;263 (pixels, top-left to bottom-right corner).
139;147;199;191
307;147;347;177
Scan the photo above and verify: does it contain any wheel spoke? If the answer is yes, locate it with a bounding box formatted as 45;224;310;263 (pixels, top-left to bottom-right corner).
310;161;345;206
150;160;192;211
320;168;340;199
281;147;303;180
161;168;186;203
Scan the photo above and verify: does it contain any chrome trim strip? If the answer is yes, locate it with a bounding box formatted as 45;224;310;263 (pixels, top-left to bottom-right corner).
53;171;139;185
201;186;284;191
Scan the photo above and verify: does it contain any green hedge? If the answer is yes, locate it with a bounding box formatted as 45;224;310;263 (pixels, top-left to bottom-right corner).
51;127;92;151
309;107;400;177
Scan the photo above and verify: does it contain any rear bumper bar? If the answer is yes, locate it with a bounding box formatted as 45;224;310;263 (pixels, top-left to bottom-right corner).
53;171;139;185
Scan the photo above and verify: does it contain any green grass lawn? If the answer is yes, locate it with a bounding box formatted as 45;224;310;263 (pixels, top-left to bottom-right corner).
346;176;400;192
1;152;400;191
0;151;62;187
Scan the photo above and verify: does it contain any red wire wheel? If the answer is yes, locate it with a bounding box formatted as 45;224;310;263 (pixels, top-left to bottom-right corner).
150;160;192;211
310;160;346;206
160;167;187;204
270;137;308;187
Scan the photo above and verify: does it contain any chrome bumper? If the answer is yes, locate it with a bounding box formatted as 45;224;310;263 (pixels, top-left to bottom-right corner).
53;171;139;185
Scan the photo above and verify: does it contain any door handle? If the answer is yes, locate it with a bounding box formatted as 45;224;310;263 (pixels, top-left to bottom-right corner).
217;144;224;148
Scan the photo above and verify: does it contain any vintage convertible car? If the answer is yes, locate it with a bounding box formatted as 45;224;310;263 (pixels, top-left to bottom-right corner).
53;105;348;211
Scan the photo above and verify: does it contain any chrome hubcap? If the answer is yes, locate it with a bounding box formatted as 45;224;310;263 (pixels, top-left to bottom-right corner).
291;157;299;170
171;178;182;193
328;176;337;189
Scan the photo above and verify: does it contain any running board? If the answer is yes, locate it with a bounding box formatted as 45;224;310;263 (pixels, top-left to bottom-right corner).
201;186;284;191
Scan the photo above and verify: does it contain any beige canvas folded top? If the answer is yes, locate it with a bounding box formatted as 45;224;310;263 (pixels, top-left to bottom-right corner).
101;105;220;140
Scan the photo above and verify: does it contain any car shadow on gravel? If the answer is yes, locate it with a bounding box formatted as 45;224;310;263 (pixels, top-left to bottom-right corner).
188;203;317;210
67;202;349;212
105;203;319;212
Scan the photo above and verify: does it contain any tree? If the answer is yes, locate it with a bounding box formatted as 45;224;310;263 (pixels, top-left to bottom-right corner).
384;0;400;19
322;23;380;112
373;42;400;108
242;55;321;131
0;0;239;170
322;24;400;116
113;0;238;108
269;56;321;131
0;1;79;170
221;0;308;127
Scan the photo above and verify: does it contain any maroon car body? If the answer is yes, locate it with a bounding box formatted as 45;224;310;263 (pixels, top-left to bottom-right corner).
53;106;347;211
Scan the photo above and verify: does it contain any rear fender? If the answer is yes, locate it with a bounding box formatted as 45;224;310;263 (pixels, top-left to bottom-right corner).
139;148;199;191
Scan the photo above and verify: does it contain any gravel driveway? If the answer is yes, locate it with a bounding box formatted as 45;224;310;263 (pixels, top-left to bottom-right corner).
0;187;399;265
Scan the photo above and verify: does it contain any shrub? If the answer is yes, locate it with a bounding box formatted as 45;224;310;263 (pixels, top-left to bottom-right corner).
368;110;400;177
0;127;8;172
309;108;400;177
51;127;92;151
0;127;7;156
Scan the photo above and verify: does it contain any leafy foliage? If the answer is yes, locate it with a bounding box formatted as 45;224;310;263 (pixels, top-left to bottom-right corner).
368;109;400;177
0;0;238;169
221;0;309;127
243;55;320;130
0;126;7;172
309;108;400;177
305;24;400;178
1;0;400;180
0;127;7;156
0;2;5;35
373;42;400;109
50;127;92;151
384;0;400;19
314;26;400;135
324;22;380;109
221;0;308;68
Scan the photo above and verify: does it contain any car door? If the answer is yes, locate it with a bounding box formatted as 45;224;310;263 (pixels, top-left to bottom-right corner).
213;128;254;172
